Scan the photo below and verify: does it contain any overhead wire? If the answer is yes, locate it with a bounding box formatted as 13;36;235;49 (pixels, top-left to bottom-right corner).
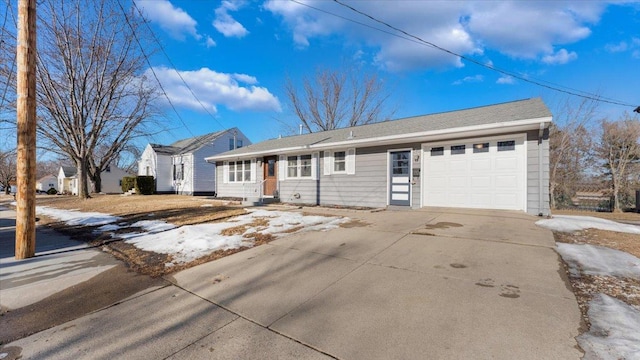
117;0;237;153
130;0;227;132
116;0;201;143
0;0;17;113
293;0;635;108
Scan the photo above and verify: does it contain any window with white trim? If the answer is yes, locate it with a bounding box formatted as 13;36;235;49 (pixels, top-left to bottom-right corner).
334;151;346;172
324;148;356;175
287;155;312;178
228;160;251;182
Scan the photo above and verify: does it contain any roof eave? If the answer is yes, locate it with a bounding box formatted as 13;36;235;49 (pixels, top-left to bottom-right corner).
205;116;552;161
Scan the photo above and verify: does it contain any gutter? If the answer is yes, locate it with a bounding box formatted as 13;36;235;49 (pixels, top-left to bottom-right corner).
206;117;552;162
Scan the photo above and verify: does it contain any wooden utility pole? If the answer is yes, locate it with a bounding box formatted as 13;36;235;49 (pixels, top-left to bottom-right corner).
15;0;37;259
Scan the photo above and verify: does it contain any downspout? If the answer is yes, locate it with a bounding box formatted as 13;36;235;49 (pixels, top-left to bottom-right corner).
538;123;545;216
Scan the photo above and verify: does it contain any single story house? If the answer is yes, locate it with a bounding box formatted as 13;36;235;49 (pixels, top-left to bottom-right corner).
58;164;130;195
138;128;251;195
206;98;551;216
36;174;57;193
58;166;77;194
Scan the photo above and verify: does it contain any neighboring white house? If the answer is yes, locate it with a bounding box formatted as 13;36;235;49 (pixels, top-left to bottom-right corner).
207;98;552;216
36;174;58;193
58;166;77;194
58;165;130;195
138;128;251;195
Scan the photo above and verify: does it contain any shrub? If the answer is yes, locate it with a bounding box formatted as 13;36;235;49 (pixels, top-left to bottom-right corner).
135;176;154;195
121;176;136;193
46;187;57;195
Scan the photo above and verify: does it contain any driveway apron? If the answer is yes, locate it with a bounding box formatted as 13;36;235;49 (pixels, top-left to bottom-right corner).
173;208;582;360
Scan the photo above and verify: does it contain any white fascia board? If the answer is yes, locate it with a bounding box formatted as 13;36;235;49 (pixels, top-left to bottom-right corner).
206;117;552;161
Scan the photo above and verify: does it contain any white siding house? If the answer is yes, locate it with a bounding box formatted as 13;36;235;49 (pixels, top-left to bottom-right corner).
36;175;58;192
138;128;251;195
207;98;552;216
57;165;130;195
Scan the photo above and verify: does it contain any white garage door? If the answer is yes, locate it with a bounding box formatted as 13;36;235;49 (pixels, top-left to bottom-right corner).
422;136;525;210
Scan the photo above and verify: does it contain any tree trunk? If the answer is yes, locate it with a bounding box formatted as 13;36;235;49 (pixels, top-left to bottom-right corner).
92;173;102;193
76;157;90;199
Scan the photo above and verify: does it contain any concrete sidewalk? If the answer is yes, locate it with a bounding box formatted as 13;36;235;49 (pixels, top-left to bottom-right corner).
0;207;116;311
2;207;583;359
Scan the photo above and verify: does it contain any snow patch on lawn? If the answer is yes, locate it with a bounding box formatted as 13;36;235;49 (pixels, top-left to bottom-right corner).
536;215;640;234
578;294;640;360
36;206;120;226
555;243;640;358
126;209;348;264
31;205;347;265
556;243;640;280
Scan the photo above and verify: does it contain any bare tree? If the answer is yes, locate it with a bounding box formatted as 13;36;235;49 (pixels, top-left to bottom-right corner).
596;114;640;212
285;65;395;133
36;159;60;179
35;0;157;198
548;97;599;208
0;149;16;195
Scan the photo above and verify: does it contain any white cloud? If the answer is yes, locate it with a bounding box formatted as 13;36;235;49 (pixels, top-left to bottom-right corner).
606;41;628;53
606;37;640;57
452;74;484;85
148;67;281;113
542;48;578;65
135;0;201;41
265;1;607;71
464;1;597;58
205;36;217;48
496;75;515;85
213;1;249;38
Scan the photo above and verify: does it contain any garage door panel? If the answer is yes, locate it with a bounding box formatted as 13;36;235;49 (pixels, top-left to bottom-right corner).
471;158;491;171
423;137;525;211
429;161;447;172
450;160;466;171
471;176;491;188
495;175;518;188
450;176;467;188
449;193;467;205
495;194;519;208
428;176;448;189
495;157;518;170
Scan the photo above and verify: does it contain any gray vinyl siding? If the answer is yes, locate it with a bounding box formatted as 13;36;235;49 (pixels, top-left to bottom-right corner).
279;144;422;208
214;160;263;198
526;129;550;216
192;146;216;195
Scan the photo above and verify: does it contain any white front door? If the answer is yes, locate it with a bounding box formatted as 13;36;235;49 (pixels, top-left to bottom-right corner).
389;150;411;206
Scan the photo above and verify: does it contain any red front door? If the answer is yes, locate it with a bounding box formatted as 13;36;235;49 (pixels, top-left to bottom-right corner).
263;156;277;196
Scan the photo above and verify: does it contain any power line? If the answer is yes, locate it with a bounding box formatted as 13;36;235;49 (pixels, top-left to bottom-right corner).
116;0;199;142
0;0;17;112
295;0;636;108
130;0;227;132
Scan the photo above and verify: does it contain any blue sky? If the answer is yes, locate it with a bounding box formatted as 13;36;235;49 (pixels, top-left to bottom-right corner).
88;1;640;144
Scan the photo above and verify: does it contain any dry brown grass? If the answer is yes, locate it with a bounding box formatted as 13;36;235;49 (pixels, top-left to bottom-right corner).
553;209;640;222
36;194;245;226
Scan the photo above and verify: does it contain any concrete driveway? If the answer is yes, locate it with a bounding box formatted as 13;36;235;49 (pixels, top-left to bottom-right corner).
3;207;582;359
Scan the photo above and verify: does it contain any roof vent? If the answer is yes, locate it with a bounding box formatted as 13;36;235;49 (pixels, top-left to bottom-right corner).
347;130;354;139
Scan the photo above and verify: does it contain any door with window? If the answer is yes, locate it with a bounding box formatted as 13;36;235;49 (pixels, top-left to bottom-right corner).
263;156;277;196
389;151;411;206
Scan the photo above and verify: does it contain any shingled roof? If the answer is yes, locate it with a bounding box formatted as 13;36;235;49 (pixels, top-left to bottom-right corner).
151;130;231;155
207;98;552;160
